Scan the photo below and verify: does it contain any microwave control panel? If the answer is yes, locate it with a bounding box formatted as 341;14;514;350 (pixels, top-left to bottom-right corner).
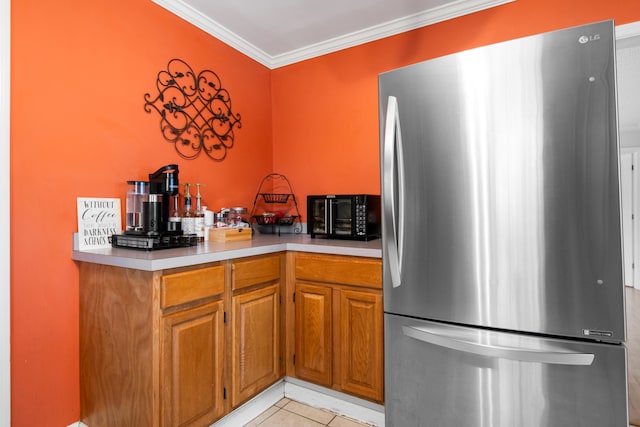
356;201;367;235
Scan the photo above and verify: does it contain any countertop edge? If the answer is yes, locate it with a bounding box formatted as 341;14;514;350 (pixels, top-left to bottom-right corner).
72;233;382;271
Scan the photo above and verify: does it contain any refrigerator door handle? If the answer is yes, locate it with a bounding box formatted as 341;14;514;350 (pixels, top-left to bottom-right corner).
402;325;595;366
383;96;405;288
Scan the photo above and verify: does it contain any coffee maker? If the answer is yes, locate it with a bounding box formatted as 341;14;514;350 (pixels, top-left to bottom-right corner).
111;164;198;250
146;164;180;235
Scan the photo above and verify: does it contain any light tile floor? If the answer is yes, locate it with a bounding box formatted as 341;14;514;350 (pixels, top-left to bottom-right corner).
244;398;372;427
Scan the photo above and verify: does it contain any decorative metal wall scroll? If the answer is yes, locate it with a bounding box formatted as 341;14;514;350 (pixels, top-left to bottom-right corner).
144;59;242;161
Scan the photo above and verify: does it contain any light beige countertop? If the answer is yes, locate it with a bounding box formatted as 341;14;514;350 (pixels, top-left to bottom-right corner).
72;233;382;271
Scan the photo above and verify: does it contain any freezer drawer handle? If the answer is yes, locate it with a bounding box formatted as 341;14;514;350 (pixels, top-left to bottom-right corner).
402;325;595;366
382;95;405;288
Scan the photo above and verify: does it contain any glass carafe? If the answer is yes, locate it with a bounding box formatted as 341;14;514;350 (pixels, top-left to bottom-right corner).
125;180;149;232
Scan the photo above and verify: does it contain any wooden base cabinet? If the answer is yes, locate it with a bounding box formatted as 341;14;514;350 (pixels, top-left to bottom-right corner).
290;253;384;403
79;250;379;425
160;265;227;427
80;254;284;427
79;262;226;427
231;284;280;407
231;254;282;408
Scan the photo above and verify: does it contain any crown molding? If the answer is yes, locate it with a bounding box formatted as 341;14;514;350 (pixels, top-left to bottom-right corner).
151;0;274;67
269;0;515;68
152;0;515;69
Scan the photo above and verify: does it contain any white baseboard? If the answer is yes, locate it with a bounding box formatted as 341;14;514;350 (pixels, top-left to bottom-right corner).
72;377;385;427
211;380;285;426
284;377;385;426
211;377;385;426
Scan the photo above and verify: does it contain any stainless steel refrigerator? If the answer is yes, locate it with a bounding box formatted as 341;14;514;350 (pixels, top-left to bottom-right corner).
379;20;628;427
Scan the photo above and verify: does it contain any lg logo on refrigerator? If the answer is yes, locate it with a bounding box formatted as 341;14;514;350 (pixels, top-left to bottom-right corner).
579;34;601;44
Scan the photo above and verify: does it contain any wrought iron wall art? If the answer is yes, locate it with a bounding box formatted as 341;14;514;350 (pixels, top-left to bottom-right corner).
144;59;242;161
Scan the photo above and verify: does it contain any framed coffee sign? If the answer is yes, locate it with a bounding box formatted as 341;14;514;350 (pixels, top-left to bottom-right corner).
76;197;121;250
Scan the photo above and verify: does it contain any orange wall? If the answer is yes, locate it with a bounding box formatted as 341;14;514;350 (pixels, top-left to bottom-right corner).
10;0;272;425
10;0;640;426
272;0;640;218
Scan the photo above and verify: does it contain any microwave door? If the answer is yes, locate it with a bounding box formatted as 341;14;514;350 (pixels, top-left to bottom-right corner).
331;198;354;237
312;198;329;235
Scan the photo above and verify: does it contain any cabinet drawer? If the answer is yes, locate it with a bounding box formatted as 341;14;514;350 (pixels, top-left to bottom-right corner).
162;265;225;309
295;253;382;289
233;254;280;291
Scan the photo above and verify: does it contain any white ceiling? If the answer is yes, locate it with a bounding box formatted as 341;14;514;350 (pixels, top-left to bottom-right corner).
151;0;515;68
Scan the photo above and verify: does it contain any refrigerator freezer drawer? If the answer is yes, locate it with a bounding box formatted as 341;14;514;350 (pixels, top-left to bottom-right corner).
385;313;628;427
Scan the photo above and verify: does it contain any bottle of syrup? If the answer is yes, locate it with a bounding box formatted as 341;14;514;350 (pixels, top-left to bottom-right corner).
181;183;195;235
194;183;205;242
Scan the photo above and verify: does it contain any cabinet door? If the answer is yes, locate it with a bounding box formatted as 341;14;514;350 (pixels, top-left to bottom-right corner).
340;289;384;402
231;284;280;407
294;283;333;387
161;300;225;427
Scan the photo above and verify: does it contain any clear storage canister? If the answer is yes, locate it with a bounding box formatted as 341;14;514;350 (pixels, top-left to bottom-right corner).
227;207;248;227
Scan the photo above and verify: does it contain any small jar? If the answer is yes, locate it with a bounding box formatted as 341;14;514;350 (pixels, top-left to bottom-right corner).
227;207;248;227
214;208;229;228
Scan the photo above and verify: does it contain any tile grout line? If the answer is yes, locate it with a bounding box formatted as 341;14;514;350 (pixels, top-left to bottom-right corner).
325;413;337;426
279;406;337;426
255;407;280;426
247;397;372;427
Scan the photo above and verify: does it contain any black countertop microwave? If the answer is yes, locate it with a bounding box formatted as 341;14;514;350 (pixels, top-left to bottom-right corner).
307;194;381;241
